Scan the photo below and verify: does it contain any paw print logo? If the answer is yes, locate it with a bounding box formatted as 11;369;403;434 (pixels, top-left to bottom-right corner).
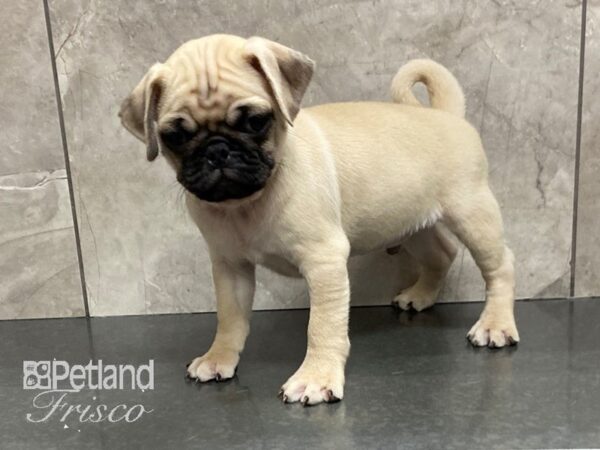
23;361;51;390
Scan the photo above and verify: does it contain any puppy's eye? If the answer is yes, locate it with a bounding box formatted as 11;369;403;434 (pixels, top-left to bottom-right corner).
160;119;196;148
246;113;272;134
237;111;273;135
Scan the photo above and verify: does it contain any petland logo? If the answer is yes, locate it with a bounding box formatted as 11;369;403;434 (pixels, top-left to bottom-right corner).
23;360;154;426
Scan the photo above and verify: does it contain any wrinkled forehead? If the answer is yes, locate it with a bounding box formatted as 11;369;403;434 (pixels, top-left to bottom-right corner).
159;36;270;126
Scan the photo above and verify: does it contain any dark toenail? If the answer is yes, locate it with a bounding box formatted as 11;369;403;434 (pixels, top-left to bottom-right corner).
282;395;289;403
301;396;309;406
215;373;222;382
277;389;284;399
488;341;497;348
326;389;340;403
186;362;191;368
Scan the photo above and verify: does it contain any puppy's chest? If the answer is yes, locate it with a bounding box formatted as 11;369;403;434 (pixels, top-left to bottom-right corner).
209;216;301;277
244;236;301;278
253;252;302;278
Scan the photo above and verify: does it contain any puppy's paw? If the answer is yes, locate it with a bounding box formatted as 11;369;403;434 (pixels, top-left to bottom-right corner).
186;349;239;382
279;365;344;406
467;316;520;348
392;286;437;312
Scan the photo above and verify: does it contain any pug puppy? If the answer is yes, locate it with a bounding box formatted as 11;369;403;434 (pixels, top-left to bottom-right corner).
119;34;519;406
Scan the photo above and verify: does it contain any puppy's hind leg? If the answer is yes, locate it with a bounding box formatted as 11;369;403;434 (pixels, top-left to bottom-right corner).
444;187;519;348
392;223;457;311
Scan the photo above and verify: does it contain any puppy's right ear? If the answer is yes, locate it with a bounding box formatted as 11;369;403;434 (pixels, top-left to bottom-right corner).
119;63;171;161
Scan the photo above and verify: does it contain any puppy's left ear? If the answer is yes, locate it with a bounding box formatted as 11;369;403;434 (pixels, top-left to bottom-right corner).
244;37;315;126
119;63;172;161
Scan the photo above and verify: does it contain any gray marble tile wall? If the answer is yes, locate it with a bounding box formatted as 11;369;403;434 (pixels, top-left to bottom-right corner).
575;0;599;297
0;2;84;319
1;0;595;318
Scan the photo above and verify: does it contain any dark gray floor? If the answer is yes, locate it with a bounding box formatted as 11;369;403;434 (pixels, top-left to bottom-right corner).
1;299;599;449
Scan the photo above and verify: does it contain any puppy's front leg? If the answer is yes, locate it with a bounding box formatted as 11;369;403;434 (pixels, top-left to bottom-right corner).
187;259;255;382
280;237;351;405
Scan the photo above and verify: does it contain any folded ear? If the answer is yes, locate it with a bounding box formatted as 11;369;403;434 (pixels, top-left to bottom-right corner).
243;37;315;126
118;63;171;161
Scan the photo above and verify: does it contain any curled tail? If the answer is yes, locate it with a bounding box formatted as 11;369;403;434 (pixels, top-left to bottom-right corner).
390;59;465;117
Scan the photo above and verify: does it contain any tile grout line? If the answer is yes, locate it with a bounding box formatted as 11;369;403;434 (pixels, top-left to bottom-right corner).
42;0;90;317
569;0;588;298
0;295;597;323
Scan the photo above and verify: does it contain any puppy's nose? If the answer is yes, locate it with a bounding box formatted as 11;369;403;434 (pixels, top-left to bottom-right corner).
205;137;230;167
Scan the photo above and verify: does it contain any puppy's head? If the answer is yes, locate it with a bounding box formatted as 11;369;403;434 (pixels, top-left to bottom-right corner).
119;35;314;204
